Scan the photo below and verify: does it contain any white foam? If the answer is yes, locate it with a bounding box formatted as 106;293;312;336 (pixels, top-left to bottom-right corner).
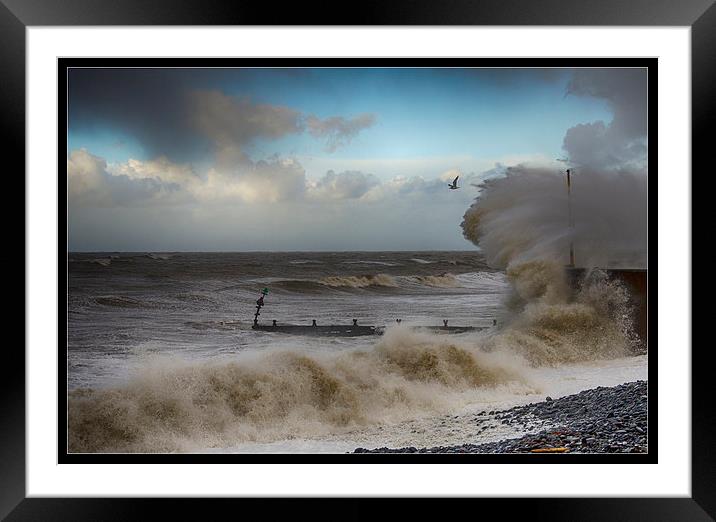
209;355;647;453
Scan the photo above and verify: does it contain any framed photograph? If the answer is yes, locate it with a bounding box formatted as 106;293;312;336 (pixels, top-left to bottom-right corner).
8;0;711;519
58;56;656;466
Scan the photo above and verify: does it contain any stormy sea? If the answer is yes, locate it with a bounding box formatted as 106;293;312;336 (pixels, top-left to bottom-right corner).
67;250;647;454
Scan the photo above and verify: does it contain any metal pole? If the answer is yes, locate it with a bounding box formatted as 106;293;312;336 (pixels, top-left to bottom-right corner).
566;168;575;267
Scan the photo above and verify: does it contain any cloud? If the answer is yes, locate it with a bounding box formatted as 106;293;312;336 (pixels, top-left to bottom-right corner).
109;156;199;187
112;154;307;205
67;68;308;163
562;69;647;170
190;90;304;166
299;153;554;183
189;92;377;168
69;147;308;206
68;149;548;251
69;147;506;209
305;113;377;152
360;170;483;203
68;149;187;207
307;170;380;201
70;150;308;206
197;157;307;204
179;93;378;204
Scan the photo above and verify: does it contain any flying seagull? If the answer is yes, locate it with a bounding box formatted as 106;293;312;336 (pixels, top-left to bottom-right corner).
448;175;460;190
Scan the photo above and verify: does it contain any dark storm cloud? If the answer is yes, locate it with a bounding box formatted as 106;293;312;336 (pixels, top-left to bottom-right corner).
69;69;377;164
68;68;212;162
562;68;648;169
189;89;305;167
457;67;572;86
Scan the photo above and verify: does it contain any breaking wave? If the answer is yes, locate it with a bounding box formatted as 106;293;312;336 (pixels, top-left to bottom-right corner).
341;260;402;267
270;273;463;291
486;261;637;366
289;259;323;265
89;258;112;267
146;253;172;260
68;326;531;453
410;274;460;288
458;165;644;364
320;274;399;288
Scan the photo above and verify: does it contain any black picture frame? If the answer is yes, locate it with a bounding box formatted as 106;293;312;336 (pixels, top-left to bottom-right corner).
5;1;712;519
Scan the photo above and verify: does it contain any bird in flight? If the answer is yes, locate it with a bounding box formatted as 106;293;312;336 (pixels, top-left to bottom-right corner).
448;175;460;190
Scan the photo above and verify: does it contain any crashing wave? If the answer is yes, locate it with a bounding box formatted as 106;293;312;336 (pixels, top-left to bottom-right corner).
319;274;400;288
67;326;530;453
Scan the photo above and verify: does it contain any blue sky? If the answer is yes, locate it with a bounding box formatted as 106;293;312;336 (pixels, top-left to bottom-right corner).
66;67;644;251
69;68;610;169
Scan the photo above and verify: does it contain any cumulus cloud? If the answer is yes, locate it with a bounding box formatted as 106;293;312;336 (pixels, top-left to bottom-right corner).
439;168;462;183
305;113;377;152
197;157;307;204
109;156;199;187
360;170;483;203
365;169;490;200
562;68;648;170
68;149;187;207
307;170;380;201
110;153;307;205
69;147;499;209
67;153;490;251
68;148;542;251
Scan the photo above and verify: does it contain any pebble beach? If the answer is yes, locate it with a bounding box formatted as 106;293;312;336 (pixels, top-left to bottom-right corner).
354;380;647;454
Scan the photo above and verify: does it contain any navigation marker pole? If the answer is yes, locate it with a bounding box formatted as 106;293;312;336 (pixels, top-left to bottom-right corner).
253;287;269;327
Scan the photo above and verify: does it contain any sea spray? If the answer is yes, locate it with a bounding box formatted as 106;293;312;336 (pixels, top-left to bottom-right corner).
460;165;645;365
461;166;647;269
485;262;635;366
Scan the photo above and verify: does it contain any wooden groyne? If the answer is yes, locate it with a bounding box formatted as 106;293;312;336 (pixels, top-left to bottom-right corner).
251;322;489;337
251;288;492;337
252;324;378;337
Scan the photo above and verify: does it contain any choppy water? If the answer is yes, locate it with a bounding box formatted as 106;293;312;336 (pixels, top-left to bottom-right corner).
68;251;506;389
